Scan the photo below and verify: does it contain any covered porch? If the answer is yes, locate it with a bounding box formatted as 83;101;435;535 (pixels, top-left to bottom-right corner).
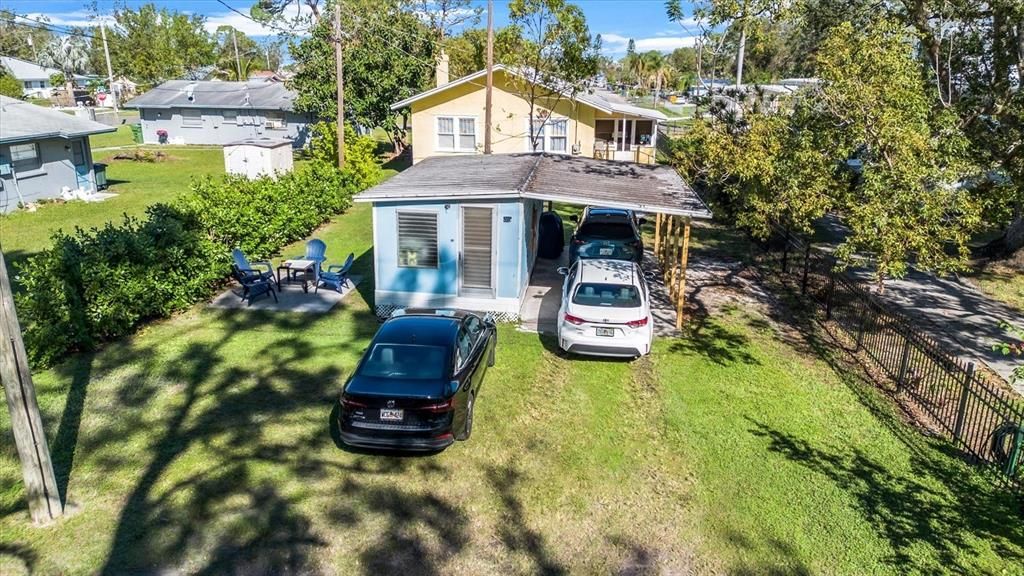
593;116;659;164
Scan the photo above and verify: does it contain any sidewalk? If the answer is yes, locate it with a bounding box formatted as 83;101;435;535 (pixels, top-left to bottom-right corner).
815;215;1024;394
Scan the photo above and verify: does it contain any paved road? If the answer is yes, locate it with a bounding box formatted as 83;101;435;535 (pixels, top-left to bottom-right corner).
815;215;1024;394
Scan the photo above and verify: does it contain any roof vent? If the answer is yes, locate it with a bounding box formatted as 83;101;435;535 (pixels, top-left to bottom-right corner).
185;83;197;102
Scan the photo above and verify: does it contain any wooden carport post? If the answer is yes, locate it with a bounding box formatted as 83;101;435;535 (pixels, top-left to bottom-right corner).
675;218;692;329
653;213;663;255
663;216;675;276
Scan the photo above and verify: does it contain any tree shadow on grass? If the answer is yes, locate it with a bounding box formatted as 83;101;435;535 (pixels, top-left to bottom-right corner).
719;528;813;576
746;417;1024;572
486;462;567;576
87;307;383;575
667;318;760;366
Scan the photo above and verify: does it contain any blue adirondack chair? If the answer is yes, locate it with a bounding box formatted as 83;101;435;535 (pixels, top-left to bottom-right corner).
230;249;278;305
296;239;328;265
317;252;354;294
231;248;276;287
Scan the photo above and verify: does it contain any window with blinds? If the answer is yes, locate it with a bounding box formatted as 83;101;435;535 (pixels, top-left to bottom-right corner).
527;118;568;152
437;116;476;151
397;211;439;268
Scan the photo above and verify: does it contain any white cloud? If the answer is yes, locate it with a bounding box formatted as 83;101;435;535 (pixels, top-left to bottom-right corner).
22;11;99;29
600;32;699;56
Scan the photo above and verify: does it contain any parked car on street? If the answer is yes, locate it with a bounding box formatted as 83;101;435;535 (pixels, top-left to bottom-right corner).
568;207;646;264
336;309;497;451
556;258;653;358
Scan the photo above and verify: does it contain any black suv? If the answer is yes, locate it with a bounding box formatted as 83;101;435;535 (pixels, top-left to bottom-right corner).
568;207;646;264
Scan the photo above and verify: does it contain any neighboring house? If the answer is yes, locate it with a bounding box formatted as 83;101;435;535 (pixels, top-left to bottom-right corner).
0;95;115;210
124;80;314;147
0;56;88;98
392;64;667;165
355;153;712;319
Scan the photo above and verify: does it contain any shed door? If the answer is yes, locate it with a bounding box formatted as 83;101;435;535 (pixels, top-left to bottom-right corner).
460;206;494;296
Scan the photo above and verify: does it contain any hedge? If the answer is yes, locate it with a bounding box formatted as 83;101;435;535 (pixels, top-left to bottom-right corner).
15;129;381;367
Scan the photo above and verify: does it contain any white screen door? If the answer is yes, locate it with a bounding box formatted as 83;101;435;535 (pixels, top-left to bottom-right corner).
460;206;494;295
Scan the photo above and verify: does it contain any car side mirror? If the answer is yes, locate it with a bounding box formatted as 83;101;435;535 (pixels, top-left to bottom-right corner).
569;214;579;223
449;380;461;395
637;217;648;226
557;267;569;275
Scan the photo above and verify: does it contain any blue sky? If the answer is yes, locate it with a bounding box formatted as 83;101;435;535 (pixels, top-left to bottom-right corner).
0;0;701;57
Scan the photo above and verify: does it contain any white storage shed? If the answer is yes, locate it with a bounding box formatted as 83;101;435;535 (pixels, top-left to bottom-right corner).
223;137;294;179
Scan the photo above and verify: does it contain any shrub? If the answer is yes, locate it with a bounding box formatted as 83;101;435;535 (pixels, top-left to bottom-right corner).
16;132;382;367
16;204;223;366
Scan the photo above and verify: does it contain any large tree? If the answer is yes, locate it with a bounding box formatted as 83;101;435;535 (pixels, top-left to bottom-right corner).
288;0;434;150
505;0;601;151
108;4;215;84
674;20;983;287
0;10;54;62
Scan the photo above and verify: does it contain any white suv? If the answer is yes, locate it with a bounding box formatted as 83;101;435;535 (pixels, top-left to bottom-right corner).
556;259;653;358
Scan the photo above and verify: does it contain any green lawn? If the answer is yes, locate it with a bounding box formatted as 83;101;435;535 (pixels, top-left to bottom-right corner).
90;124;139;149
1;205;1020;575
0;141;225;276
970;261;1024;314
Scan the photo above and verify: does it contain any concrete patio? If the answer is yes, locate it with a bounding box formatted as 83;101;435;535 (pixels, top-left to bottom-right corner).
209;275;363;313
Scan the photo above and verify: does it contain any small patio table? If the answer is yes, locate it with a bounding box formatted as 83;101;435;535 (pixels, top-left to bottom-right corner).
277;259;317;293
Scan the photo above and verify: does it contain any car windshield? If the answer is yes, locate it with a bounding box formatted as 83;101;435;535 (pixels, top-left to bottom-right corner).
359;344;448;380
577;222;634;240
572;283;642;307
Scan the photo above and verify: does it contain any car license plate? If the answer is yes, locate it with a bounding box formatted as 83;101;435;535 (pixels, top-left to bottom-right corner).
380;409;404;421
599;247;614;256
596;327;615;337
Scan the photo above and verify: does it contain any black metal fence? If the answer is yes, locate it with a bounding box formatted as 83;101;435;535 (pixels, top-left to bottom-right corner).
758;229;1024;497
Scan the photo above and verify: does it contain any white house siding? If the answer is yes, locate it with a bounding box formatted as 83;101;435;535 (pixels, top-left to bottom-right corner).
138;108;313;147
0;137;96;210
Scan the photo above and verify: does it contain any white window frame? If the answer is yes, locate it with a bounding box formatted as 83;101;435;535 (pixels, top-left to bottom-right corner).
223;109;238;124
435;115;477;152
524;117;569;153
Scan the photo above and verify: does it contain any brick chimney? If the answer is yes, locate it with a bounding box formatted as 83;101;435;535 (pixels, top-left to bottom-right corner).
436;50;450;87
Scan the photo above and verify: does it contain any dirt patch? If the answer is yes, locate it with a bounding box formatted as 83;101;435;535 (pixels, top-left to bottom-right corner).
105;150;179;163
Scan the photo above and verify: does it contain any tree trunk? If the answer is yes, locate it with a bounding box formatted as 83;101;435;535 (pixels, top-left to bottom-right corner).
735;18;747;88
1003;213;1024;256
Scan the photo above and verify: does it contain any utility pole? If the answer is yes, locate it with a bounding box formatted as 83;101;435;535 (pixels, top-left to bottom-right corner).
334;6;345;169
484;0;494;154
0;249;62;525
100;20;118;118
232;28;243;81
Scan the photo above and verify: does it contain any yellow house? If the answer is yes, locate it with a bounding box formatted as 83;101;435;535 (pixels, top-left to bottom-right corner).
391;65;667;165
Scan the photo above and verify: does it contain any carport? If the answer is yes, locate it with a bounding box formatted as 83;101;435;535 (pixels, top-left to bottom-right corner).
356;153;711;324
515;154;713;333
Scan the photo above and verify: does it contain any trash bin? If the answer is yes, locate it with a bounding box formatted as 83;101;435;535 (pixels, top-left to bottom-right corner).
130;124;143;143
94;163;108;190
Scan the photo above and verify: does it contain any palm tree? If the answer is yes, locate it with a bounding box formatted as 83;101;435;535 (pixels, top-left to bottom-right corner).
41;35;88;103
649;61;676;108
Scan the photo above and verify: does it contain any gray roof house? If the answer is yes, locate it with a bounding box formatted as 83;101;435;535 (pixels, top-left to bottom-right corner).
124;80;315;147
0;95;115;211
0;56;89;99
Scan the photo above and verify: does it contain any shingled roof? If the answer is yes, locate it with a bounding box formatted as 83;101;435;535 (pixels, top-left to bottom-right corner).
123;80;297;111
0;96;115;144
356;154;712;219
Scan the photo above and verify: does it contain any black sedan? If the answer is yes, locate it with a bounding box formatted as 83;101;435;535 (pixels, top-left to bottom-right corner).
336;309;497;451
